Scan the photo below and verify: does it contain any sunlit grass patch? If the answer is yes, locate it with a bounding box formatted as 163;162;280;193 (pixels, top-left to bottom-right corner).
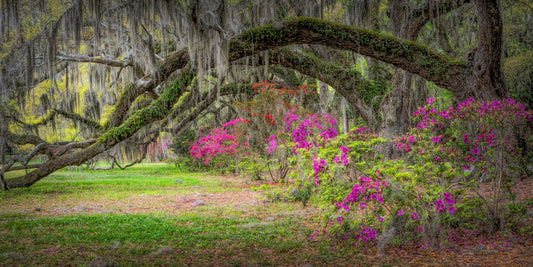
1;164;213;205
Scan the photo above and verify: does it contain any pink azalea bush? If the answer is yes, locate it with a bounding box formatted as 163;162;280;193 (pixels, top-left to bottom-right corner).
394;98;532;233
189;118;249;165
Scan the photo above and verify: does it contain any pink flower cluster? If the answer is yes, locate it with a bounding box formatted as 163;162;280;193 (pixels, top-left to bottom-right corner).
312;155;327;184
394;135;416;153
333;145;350;165
434;192;456;214
222;118;247;128
283;109;299;130
413;104;441;129
354;127;369;134
283;111;339;153
335;175;388;212
355;225;377;243
421;97;532;124
189;127;247;164
322;113;337;127
265;135;277;154
309;230;322;241
395;142;412;153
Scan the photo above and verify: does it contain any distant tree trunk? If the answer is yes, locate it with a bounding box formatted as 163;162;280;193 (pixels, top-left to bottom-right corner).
319;81;329;114
378;0;422;154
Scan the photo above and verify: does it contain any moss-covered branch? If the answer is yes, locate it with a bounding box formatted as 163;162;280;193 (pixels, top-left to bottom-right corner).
229;17;469;93
102;16;471;130
98;66;195;145
104;50;191;129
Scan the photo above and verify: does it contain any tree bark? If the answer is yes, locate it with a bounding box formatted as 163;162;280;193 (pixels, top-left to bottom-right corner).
470;0;507;100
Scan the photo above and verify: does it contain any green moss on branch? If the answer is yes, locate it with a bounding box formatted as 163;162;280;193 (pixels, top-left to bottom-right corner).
97;67;195;145
231;17;467;90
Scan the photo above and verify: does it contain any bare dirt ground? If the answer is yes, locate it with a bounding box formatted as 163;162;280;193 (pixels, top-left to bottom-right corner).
10;189;263;216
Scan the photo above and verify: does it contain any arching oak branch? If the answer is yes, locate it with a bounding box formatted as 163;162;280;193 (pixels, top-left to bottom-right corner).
229;17;470;94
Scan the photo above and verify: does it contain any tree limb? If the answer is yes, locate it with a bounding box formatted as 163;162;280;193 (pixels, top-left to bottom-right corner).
0;129;48;146
5;66;196;189
409;0;473;40
229;17;470;95
56;52;132;68
104;50;190;129
12;109;102;131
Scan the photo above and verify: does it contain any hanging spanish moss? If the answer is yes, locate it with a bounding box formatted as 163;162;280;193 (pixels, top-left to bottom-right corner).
2;0;324;125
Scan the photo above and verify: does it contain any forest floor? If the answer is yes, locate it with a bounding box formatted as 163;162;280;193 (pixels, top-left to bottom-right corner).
1;163;532;266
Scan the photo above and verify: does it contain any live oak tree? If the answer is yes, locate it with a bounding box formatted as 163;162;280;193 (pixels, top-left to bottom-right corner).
0;0;515;189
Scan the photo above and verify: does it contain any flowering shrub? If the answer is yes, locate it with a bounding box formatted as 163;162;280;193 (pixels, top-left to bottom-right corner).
188;118;250;172
394;98;532;233
186;83;532;250
187;81;317;179
234;81;315;134
309;98;531;251
403;98;531;176
233;81;318;181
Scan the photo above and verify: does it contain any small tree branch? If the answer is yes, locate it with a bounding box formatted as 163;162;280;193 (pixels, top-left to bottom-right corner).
53;109;103;131
12;109;102;131
52;139;97;158
409;0;473;39
57;52;132;68
0;129;48;147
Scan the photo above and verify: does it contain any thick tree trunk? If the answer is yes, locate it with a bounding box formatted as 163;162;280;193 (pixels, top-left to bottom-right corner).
471;0;507;100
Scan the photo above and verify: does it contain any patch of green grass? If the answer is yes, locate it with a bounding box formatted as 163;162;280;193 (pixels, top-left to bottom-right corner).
2;163;230;203
0;213;314;265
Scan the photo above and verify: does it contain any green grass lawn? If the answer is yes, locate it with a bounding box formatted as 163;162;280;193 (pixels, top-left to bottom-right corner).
3;163;530;266
1;163;393;266
3;164;232;202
